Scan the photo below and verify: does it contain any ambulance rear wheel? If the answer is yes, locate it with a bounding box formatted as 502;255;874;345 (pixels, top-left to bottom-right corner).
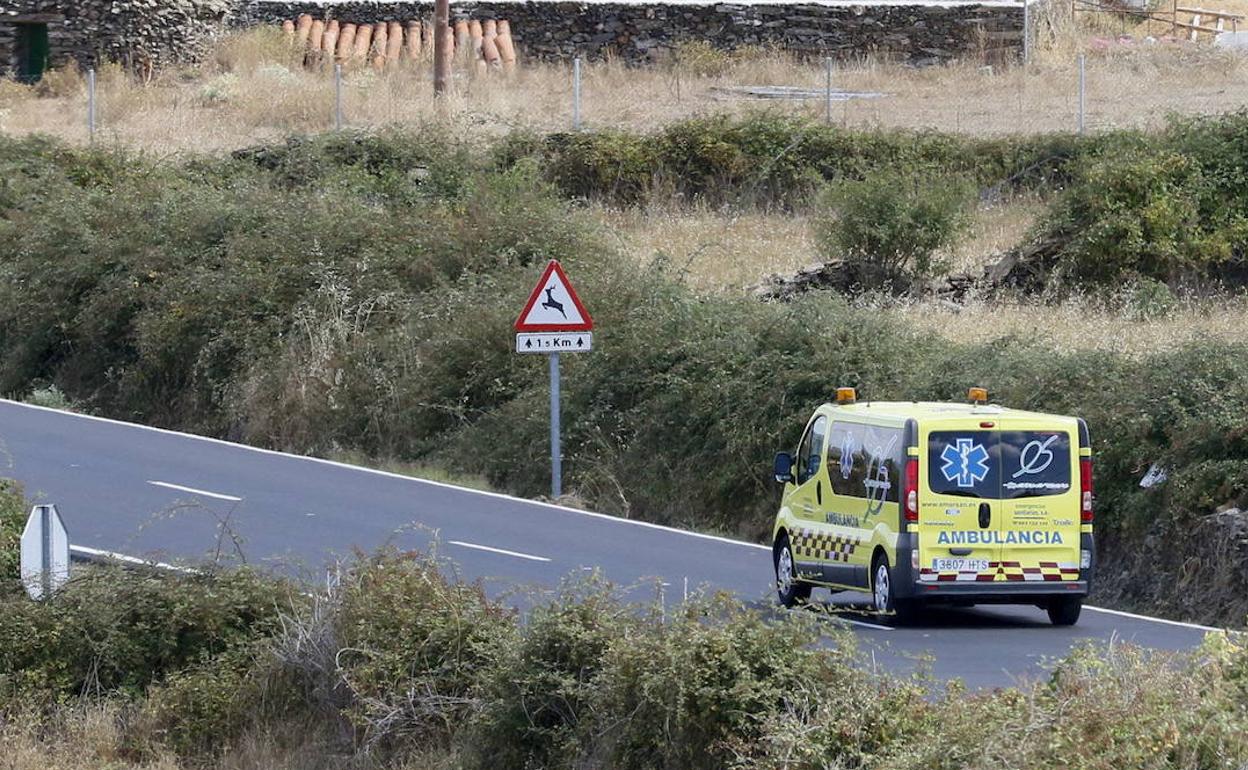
872;554;918;623
774;534;812;608
1047;596;1082;626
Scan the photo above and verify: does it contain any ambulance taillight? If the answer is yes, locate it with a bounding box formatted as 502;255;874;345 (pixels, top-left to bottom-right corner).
904;458;919;522
1080;458;1094;523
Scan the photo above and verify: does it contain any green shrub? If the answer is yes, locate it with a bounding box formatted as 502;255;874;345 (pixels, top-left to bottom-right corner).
141;638;274;757
333;551;510;747
509;114;1098;209
4;549;1248;767
538;131;658;204
1118;276;1178;320
0;565;297;706
0;480;24;589
583;598;900;770
1047;150;1223;285
468;576;627;769
1026;111;1248;291
813;170;973;291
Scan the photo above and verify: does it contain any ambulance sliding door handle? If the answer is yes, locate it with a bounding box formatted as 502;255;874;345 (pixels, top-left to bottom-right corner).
978;502;991;528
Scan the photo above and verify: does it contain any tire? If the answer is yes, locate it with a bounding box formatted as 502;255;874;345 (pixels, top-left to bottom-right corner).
1047;596;1082;626
774;533;812;608
871;553;918;623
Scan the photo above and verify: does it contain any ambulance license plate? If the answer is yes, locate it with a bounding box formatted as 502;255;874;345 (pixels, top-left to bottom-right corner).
933;558;989;573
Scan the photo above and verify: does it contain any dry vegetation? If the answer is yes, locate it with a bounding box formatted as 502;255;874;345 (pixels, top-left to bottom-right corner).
2;20;1248;151
603;194;1044;292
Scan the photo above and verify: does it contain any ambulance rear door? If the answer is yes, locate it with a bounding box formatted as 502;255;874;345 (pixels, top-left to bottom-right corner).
996;418;1082;583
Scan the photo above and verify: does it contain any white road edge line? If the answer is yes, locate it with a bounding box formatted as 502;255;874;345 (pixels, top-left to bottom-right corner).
1084;604;1220;632
147;480;243;502
2;399;765;552
835;616;894;631
69;544;199;574
449;540;552;562
3;400;1227;633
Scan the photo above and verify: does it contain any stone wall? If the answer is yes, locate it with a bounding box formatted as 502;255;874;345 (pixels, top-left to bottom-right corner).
240;0;1024;65
0;0;233;78
0;0;1023;81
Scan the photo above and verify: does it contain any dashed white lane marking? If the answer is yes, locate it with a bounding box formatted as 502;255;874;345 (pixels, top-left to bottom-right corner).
449;540;552;562
2;400;762;553
147;480;242;502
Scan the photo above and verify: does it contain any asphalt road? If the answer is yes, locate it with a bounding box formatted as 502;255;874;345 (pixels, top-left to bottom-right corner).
0;398;1218;688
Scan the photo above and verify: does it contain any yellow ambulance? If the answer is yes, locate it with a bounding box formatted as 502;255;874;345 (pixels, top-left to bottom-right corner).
771;388;1094;625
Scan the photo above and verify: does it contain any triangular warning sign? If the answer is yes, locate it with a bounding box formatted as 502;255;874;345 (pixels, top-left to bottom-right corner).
514;260;594;332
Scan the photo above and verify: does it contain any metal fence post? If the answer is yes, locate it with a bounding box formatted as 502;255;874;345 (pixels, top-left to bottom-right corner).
87;68;96;140
572;56;582;131
1077;53;1086;135
1023;0;1032;66
334;63;344;130
825;56;834;124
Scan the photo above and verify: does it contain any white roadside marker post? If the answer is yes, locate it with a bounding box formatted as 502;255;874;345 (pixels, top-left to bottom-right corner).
514;260;595;499
20;504;70;600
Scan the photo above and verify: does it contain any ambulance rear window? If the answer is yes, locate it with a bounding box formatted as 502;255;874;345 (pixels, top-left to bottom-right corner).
927;430;1072;499
1000;431;1071;498
928;431;998;499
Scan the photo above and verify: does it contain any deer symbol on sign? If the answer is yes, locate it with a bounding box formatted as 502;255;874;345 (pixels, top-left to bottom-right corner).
541;286;567;319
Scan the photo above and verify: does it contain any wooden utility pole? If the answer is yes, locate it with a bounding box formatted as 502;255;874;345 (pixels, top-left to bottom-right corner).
433;0;450;95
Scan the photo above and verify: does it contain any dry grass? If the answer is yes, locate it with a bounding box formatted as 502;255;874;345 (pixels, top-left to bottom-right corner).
886;295;1248;355
601;195;1045;293
0;705;179;770
602;199;1248;355
0;704;456;770
600;205;818;293
2;25;1248;151
944;195;1047;274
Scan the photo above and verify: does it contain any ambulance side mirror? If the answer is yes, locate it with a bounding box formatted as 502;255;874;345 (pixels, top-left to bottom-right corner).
774;452;795;484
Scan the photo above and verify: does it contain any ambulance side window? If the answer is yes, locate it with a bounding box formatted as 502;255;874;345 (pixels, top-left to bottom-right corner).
796;415;828;485
828;422;859;497
830;424;903;503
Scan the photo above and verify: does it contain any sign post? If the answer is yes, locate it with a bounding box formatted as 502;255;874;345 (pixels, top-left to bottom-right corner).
20;504;70;600
515;260;594;498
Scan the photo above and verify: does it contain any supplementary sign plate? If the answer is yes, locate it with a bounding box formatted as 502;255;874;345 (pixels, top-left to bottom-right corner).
516;332;593;354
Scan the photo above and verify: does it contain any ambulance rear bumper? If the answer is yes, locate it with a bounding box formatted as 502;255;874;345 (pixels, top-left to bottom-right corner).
901;581;1089;601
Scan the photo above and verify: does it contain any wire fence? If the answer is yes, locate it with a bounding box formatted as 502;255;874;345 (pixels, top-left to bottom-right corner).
50;36;1248;147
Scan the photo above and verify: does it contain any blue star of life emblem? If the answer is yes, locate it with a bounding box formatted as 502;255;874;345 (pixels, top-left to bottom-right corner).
940;438;991;488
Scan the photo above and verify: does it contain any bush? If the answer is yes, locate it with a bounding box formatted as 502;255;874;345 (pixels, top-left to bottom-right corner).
0;480;24;589
3;543;1248;768
508;114;1094;210
1025;111;1248;291
332;551;510;748
813;170;973;291
0;564;298;706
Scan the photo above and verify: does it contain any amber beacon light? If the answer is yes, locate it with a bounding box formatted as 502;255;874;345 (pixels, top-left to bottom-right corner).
835;387;857;404
968;387;989;404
